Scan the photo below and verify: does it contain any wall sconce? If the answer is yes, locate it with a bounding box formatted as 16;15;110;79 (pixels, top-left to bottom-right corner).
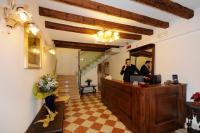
27;23;39;36
4;6;32;27
48;48;56;55
16;7;32;23
30;47;40;55
2;0;32;33
43;45;56;55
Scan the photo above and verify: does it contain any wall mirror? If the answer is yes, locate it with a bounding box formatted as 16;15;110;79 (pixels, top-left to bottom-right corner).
129;44;155;75
24;25;42;69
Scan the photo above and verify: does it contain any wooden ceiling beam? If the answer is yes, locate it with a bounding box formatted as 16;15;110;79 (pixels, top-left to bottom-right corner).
45;21;142;40
53;0;169;28
131;50;152;57
39;7;153;35
54;40;120;48
54;40;120;52
134;0;194;19
56;45;106;52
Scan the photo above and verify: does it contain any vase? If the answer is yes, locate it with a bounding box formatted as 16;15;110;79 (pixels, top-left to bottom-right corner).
45;95;56;112
86;81;92;86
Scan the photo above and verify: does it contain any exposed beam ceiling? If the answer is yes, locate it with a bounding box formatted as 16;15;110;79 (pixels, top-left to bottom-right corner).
54;40;121;52
45;21;142;40
134;0;194;19
53;0;169;28
39;7;153;35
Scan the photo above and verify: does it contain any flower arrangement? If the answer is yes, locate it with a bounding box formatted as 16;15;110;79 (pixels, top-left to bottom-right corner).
85;78;92;86
33;74;58;99
191;92;200;102
85;79;92;83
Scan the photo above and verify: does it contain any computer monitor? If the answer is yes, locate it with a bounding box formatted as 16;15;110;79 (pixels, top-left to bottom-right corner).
172;74;178;84
150;75;161;84
130;76;144;83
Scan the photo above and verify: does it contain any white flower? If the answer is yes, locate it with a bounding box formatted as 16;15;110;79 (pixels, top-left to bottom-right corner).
38;80;44;87
37;74;57;92
47;77;51;81
46;84;51;91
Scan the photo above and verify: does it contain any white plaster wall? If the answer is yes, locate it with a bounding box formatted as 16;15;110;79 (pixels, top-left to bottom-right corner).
108;47;129;81
56;48;79;75
132;8;200;102
81;66;98;86
155;32;200;100
108;8;200;130
0;0;56;132
0;28;56;133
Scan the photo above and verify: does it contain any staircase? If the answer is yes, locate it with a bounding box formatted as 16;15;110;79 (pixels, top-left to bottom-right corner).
81;54;110;76
57;75;80;100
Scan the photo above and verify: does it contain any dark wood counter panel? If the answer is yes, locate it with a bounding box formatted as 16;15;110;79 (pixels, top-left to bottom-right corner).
101;79;186;133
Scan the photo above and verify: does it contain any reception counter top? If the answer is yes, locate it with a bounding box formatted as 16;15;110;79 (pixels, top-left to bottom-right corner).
101;79;186;133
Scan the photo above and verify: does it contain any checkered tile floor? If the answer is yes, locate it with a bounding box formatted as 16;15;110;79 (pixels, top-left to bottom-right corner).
63;93;131;133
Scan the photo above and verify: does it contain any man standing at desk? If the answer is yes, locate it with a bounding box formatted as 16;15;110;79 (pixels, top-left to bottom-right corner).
120;58;140;82
140;60;151;76
140;60;152;82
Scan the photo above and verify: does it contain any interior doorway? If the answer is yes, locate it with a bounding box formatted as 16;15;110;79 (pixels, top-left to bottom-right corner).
79;51;104;94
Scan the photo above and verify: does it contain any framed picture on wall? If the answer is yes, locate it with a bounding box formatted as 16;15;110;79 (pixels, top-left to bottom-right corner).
24;24;42;69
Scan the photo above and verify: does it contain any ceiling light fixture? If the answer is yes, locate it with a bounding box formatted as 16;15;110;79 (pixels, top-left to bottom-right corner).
94;30;120;43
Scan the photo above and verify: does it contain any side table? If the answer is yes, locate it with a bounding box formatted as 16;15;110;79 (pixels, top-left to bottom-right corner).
26;102;65;133
80;85;96;96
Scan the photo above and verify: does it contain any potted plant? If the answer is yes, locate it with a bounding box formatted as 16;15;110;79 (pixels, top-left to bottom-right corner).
191;92;200;106
85;79;92;86
33;74;58;112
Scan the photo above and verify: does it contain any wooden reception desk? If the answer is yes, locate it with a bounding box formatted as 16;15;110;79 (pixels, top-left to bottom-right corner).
101;79;186;133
